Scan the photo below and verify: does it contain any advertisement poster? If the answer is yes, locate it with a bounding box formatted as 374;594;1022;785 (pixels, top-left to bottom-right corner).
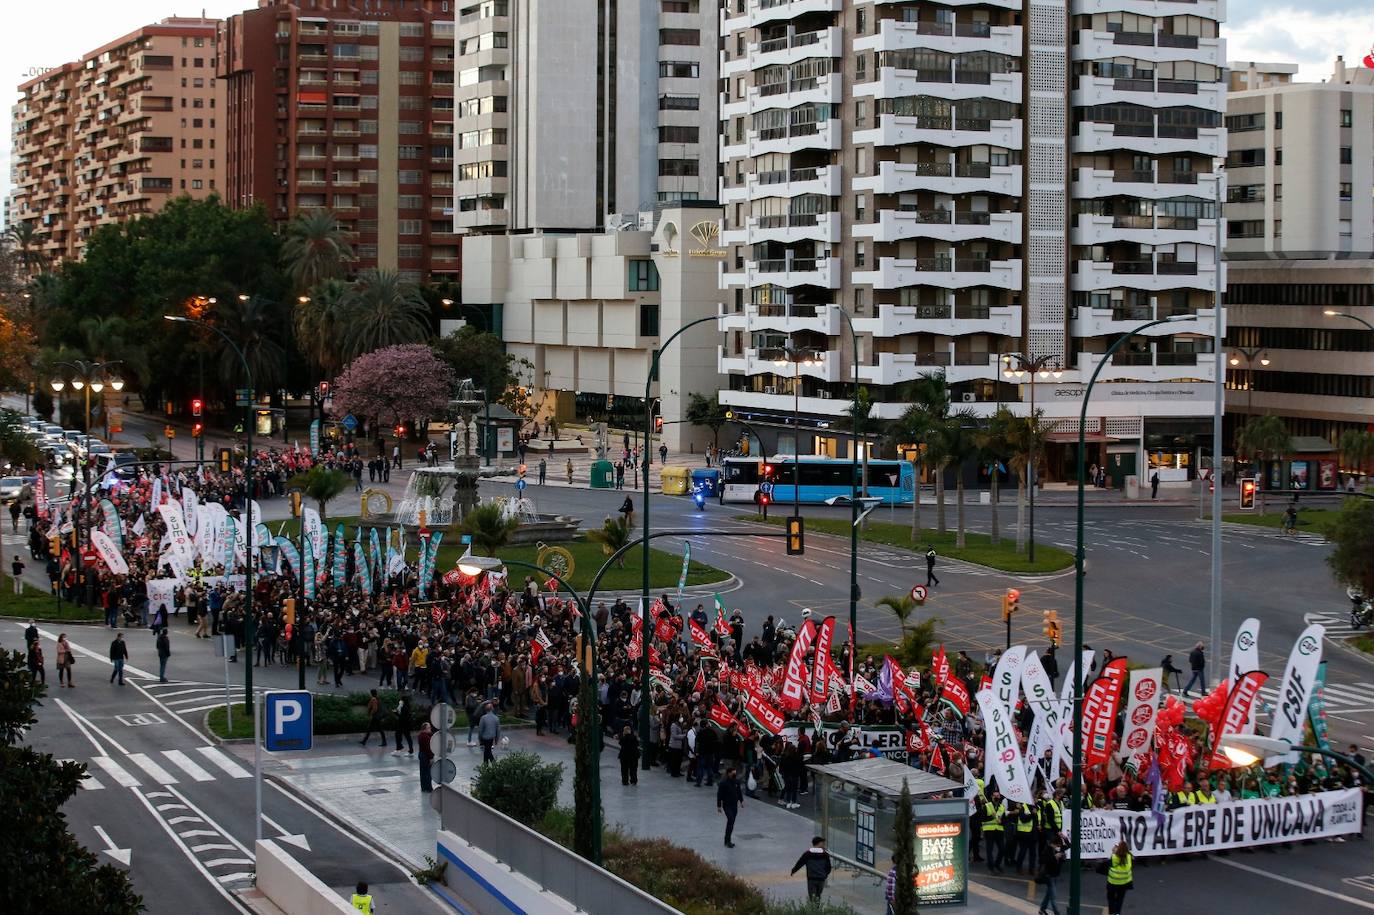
1318;460;1337;490
855;803;876;867
780;722;908;762
914;819;968;906
1290;461;1310;490
1268;461;1283;491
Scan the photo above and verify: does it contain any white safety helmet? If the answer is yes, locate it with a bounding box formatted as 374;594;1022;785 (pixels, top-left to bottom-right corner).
802;608;813;621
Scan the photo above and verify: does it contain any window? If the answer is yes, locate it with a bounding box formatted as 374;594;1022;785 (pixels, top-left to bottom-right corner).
854;241;866;268
628;260;660;291
854;288;866;314
659;95;699;110
855;99;867;128
660;28;700;45
659;159;698;176
191;179;203;189
1341;146;1353;164
659;61;699;79
1340;182;1353;200
856;7;867;34
658;125;699;143
1224;112;1263;132
192;117;203;128
1342;108;1353;128
639;302;660;337
398;219;422;235
398;170;422;184
1225;148;1264;168
399;195;423;209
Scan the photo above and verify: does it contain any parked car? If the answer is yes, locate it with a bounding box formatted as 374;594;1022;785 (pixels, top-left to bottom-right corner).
0;475;36;503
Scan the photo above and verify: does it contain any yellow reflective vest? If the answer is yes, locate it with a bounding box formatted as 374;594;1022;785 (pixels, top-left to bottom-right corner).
1174;790;1196;806
982;801;1006;831
1107;853;1133;886
1197;789;1216;804
351;894;374;914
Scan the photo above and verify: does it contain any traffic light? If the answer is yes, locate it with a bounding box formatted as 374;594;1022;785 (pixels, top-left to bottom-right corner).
218;447;232;473
761;463;773;479
1042;610;1061;647
395;424;406;437
655;416;664;433
288;490;303;518
191;398;203;418
283;597;297;626
1240;478;1257;511
191;422;204;438
786;515;805;555
518;463;527;479
1001;588;1021;622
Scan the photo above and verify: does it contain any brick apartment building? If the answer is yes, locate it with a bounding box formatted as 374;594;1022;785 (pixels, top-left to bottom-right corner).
8;17;225;266
218;0;460;285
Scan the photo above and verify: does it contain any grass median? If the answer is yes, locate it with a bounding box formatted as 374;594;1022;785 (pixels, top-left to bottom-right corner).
1;573;103;622
737;513;1074;574
270;516;729;592
206;689;520;740
1223;507;1338;537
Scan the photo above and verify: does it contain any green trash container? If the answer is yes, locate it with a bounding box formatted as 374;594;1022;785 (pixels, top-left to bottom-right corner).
590;459;616;489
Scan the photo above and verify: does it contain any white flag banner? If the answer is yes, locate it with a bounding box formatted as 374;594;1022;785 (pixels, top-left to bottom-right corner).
978;688;1034;804
1022;652;1067;777
146;578;179;615
1026;716;1054;786
1054;650;1095;756
90;530;128;575
1228;617;1261;684
302;507;326;569
992;645;1027;716
157;503;195;578
150;477;162;511
1118;667;1162;771
182;488;199;538
131;513;146;536
1267;624;1325;765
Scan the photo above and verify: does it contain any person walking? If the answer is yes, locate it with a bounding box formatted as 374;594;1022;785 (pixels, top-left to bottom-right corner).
156;629;171;683
790;836;833;901
717;766;744;847
361;689;384;747
659;443;668;465
538;458;547;486
11;554;24;593
478;702;501;765
108;632;128;686
925;546;940;588
618;725;639;786
565;458;574;485
393;693;414;756
26;638;45;684
1037;834;1065;915
350;881;374;913
1182;641;1206;697
1149;470;1160;499
392;443;402;469
1105;839;1133;915
418;721;435;793
56;633;74;687
620;494;635;531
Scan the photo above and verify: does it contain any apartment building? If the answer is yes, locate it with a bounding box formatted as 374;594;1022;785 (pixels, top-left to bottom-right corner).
717;0;1225;483
461;205;725;453
8;17;224;266
452;0;719;234
218;0;458;284
1223;58;1374;444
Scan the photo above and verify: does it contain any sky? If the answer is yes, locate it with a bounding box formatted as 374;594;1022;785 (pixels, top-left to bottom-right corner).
2;0;1373;226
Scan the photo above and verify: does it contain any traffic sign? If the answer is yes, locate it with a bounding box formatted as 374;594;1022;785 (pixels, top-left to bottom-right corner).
429;702;457;730
760;481;774;495
235;388;250;407
341;413;359;432
910;585;928;603
432;758;458;785
515;478;527;492
164;425;176;439
263;690;313;752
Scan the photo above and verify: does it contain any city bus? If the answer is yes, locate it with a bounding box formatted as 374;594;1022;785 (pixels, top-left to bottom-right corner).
719;456;914;505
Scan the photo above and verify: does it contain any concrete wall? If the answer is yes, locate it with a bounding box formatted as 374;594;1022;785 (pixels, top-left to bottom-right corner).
253;839;357;915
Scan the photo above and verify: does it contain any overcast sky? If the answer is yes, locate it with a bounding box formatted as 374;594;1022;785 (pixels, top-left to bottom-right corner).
2;1;1372;228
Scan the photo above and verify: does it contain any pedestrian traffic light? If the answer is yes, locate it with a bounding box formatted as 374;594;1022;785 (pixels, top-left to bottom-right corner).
395;424;406;437
191;398;203;417
655;416;664;433
1240;478;1257;511
786;515;805;555
218;447;232;473
1001;588;1020;622
518;463;527;479
283;597;296;626
192;422;204;438
1042;610;1061;647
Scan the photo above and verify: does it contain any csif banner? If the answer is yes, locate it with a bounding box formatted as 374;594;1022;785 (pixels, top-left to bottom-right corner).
1268;623;1325;765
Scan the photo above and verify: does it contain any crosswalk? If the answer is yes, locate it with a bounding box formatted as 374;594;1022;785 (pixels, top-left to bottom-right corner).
61;746;251;790
131;676;266;720
1305;611;1362;643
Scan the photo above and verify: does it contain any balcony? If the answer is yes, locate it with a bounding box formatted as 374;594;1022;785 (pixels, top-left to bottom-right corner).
752;26;843;67
746;118;841;156
1075;29;1223;67
742;256;842;289
856;160;1021;197
731;211;842;245
1071;74;1222;110
749;73;843;111
732;301;842;336
746;0;844;28
856;113;1022;150
853;255;1021;290
1074;119;1223;157
1072;166;1217;201
859;66;1021;105
1073;213;1211;246
746;165;842;201
857;209;1021;243
1074;258;1219;292
853;301;1021;338
857;18;1022;57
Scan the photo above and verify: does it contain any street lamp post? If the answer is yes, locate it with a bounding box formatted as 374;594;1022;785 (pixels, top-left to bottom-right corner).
165;314;256;715
1000;353;1062;563
1070;315;1194;913
50;360;125;438
1220;734;1374;786
1324;310;1374;333
1227;346;1270;425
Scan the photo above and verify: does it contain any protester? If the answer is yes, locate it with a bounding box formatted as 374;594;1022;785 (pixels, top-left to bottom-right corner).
789;836;832;901
717;766;744;848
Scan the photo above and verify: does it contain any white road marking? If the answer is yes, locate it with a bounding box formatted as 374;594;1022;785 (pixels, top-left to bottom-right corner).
128;752;179;785
216;872;255;885
58;758;103;789
162;749;214;782
156;803;189;812
126;789;249;913
54;697;128;755
174;701;238;715
180;830;221;839
167;816;204;826
91;756;140;788
195;746;252;779
1217;859;1374;911
203;857;255;869
192;844;238;853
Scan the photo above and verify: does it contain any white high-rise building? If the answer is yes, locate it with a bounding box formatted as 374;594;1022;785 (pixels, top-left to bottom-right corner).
717;0;1225;485
453;0;719;234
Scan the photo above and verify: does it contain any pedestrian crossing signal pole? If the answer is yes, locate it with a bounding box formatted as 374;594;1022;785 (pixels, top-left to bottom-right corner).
1001;589;1020;650
1042;609;1061;648
785;515;805;555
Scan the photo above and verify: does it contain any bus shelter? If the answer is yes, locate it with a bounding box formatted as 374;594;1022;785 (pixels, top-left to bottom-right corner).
808;758;972;907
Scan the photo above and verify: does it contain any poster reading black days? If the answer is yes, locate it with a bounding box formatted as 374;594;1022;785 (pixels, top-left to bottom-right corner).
914;820;968;906
1078;789;1363;858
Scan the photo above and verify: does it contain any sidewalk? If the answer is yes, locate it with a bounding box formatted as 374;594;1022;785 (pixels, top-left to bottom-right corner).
264;728;1038;914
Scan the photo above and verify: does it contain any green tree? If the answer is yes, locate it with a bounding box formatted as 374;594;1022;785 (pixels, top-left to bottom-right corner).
587;515;631;568
281;209;354;294
470;750;563;825
1327;498;1374;597
216;294;289;395
286;465;351;520
1236;414;1291;513
1339;430;1374;486
686;393;729;450
934;411;980;549
461;502;519;556
293;277;351;377
1005;411;1048;555
433;325;517;399
0;648;144;913
891;778;918;915
977;408;1014;546
876;593;921;635
889;373;948;539
4;221;47;275
341;268;432;361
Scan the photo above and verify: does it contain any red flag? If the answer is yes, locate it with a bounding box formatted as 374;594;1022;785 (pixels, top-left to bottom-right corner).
810;616;836;706
780;619;818;711
649;646;663;669
978;674;992;694
401;594;412;613
941;677;971;717
714;606;732;638
649;598;667;620
932;644;949;686
431;606;447;626
1081;658;1130;767
708;699;738;733
530;627;552;666
488;610;500;629
688;619;718;657
740;683;785;736
1207;670;1269;770
654;615;675;642
930;743;946;772
693;668;706;694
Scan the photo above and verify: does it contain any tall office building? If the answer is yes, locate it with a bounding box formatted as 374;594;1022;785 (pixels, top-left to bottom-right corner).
218;0;459;284
452;0;719;234
1223;58;1374;445
718;0;1225;483
8;17;224;267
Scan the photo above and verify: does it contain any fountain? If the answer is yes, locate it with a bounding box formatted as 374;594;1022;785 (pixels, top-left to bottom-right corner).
394;467;464;527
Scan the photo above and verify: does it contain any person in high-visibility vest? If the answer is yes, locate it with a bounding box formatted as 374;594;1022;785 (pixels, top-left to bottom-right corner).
981;791;1007;874
1105;840;1134;915
1011;801;1039;874
1170;780;1197;809
351;881;374;914
1196;782;1217;804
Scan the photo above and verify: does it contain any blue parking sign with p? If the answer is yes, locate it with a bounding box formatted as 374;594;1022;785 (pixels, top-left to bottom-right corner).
264;691;313;752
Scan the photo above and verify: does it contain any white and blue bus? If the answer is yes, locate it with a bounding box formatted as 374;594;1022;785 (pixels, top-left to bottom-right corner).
719;456;914;505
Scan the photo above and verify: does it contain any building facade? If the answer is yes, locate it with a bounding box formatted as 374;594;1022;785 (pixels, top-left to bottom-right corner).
462;205;725;454
1224;58;1374;444
716;0;1225;482
218;0;459;284
9;17;225;266
452;0;719;234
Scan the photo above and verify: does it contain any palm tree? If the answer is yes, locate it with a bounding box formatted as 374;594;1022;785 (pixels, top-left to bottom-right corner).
281;209;353;294
459;502;519;556
294;277;350;377
1004;411;1048;555
893;373;950;536
287;465;351;520
1236;414;1291;514
587;515;631;568
843;386;876;499
341;269;432;360
1339;430;1374;488
217;294;289;394
876;593;921;635
977;408;1014;546
5;222;46;275
935;410;980;549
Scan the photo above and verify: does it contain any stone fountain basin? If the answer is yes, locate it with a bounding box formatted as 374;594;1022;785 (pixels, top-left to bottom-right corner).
506;514;581;544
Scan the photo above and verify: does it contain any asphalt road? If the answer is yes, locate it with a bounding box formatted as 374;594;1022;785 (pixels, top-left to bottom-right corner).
13;621;438;915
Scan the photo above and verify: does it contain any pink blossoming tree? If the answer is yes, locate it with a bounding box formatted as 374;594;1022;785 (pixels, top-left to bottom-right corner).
331;344;455;432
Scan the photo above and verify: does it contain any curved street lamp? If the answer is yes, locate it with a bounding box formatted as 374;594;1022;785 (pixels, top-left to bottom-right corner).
1323;309;1374;333
49;359;125;437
